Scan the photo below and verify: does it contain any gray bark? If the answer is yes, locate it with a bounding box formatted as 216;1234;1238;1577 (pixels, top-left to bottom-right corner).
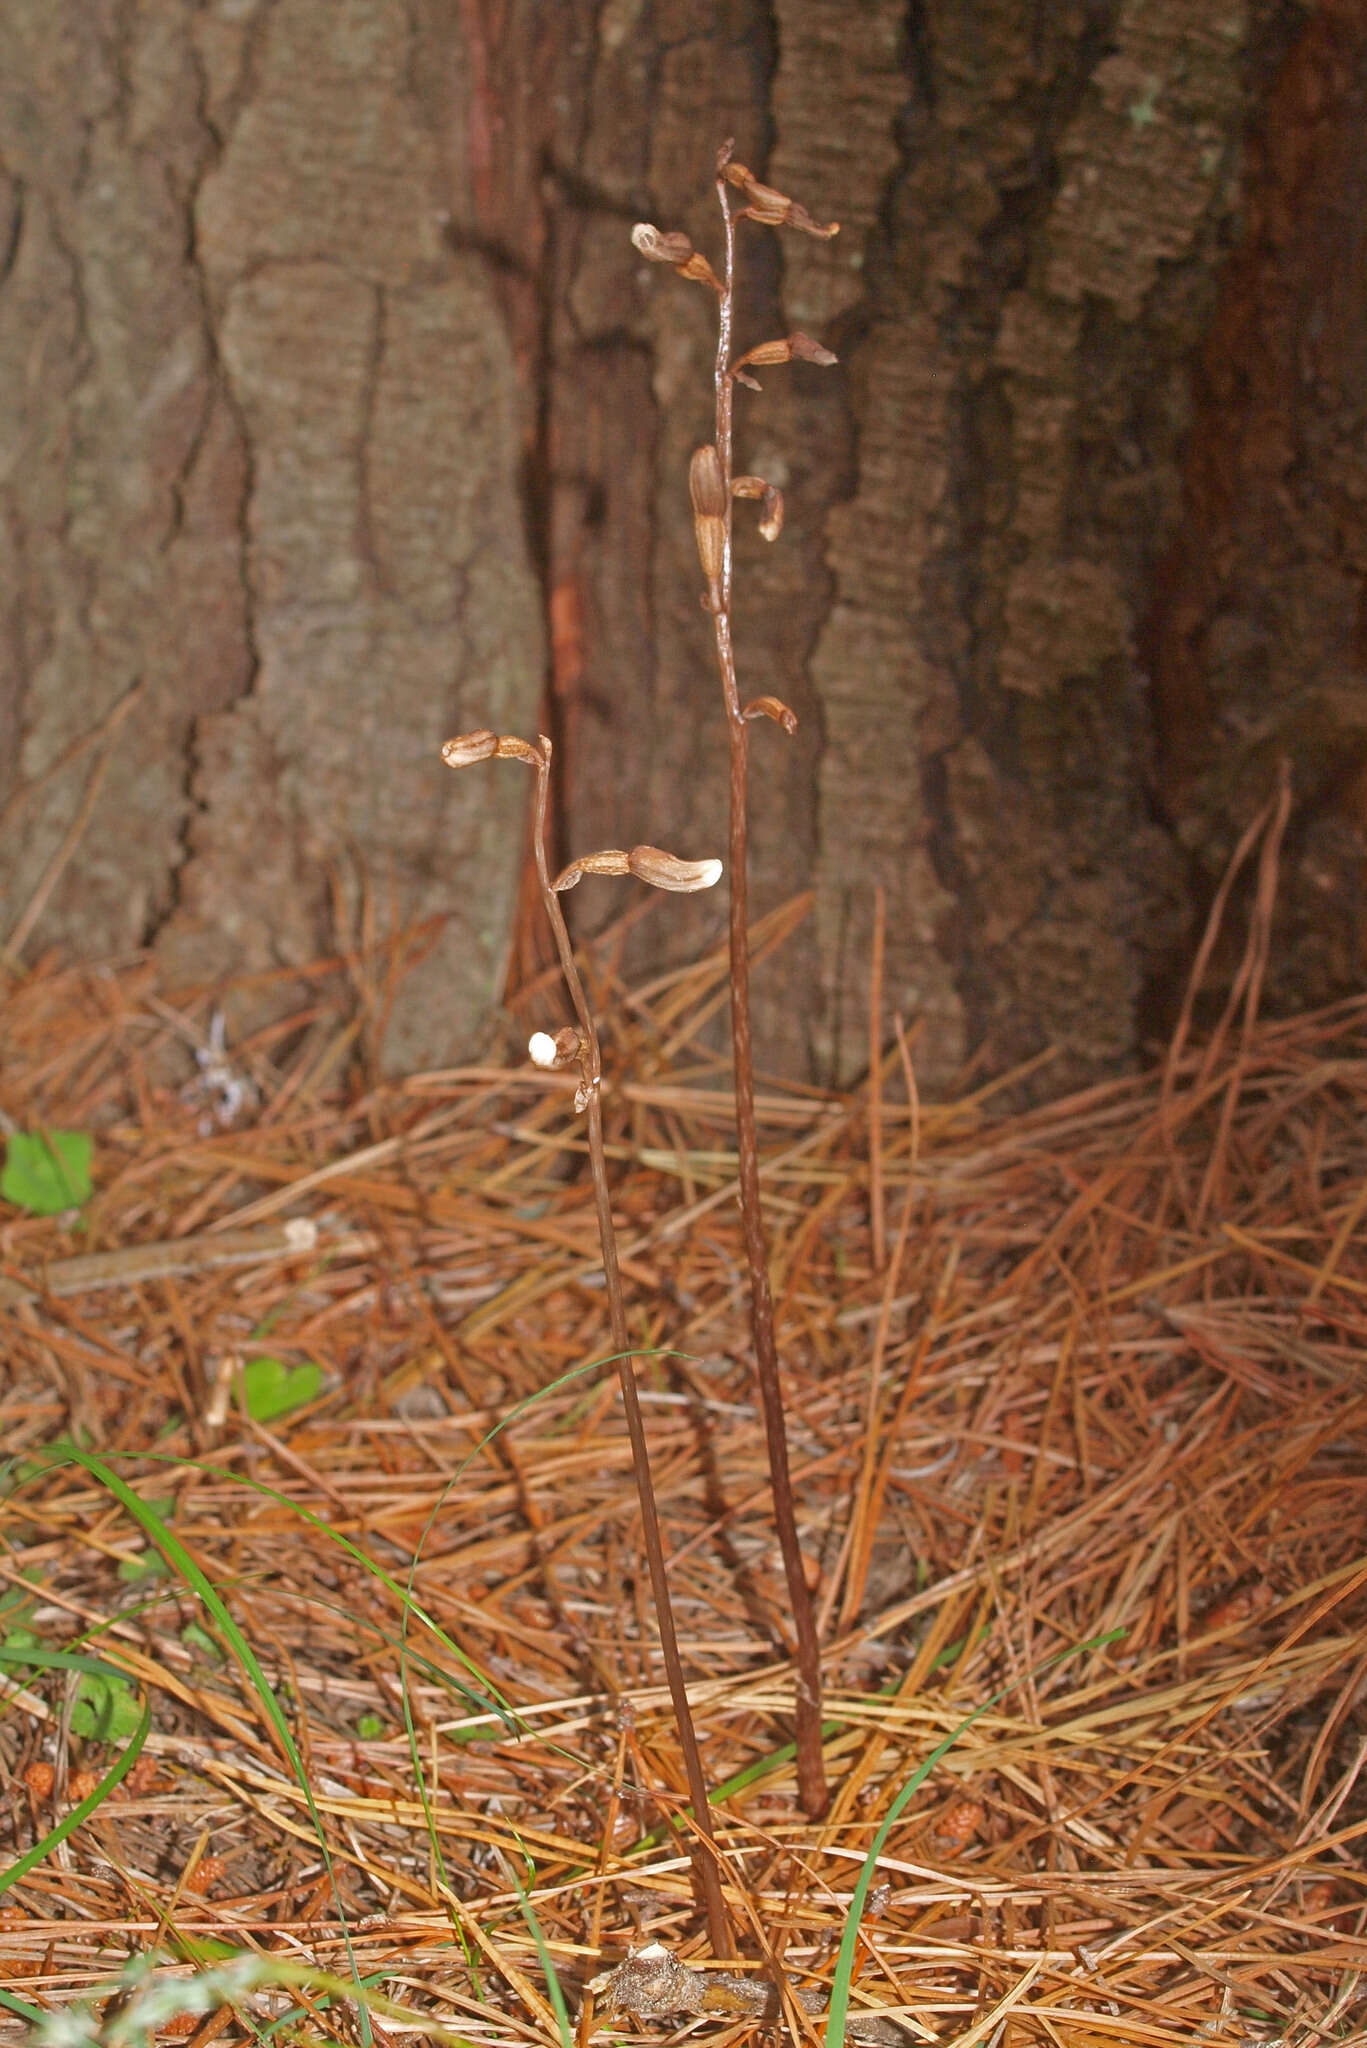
0;0;541;1074
4;1;1363;1095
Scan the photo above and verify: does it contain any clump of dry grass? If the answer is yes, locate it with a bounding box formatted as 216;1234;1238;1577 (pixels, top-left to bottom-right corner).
0;873;1364;2043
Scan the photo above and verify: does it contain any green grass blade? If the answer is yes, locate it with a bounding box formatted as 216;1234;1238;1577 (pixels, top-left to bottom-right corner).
823;1629;1125;2048
504;1838;573;2048
9;1446;523;1733
627;1629;990;1854
0;1691;149;1899
257;1968;388;2037
39;1448;375;2048
0;1640;142;1685
0;1986;46;2025
10;1360;683;2030
395;1348;685;1944
56;1453;304;1767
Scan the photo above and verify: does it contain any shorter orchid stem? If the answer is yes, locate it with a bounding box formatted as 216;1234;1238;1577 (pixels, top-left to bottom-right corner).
530;740;733;1957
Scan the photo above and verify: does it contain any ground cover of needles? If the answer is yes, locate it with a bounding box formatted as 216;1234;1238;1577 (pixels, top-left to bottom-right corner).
1;908;1364;2047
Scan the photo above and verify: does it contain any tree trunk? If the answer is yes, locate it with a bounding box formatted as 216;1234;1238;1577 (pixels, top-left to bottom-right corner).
3;2;1362;1094
469;0;1347;1093
1145;4;1367;1021
0;0;542;1074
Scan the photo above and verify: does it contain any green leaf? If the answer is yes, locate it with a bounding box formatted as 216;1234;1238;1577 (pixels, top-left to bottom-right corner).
355;1713;385;1740
0;1571;41;1621
1;1634;146;1743
116;1550;169;1583
0;1624;43;1678
240;1355;324;1423
70;1666;142;1742
180;1621;226;1664
2;1129;93;1215
1;1630;147;1744
0;1690;149;1901
168;1932;251;1967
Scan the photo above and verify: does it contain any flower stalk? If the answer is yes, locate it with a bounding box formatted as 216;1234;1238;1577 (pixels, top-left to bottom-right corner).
442;729;733;1954
634;142;839;1817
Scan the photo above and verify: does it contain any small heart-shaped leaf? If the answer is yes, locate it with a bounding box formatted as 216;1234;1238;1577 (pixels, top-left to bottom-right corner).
240;1355;324;1424
2;1130;93;1216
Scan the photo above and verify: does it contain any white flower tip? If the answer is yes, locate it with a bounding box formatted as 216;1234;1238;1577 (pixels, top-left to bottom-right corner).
528;1032;559;1069
697;858;723;889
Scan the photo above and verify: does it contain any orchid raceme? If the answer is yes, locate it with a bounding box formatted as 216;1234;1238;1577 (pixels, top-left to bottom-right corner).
634;137;840;1819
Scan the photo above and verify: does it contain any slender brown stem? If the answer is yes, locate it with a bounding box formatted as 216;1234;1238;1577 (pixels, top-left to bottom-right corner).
869;882;887;1274
530;738;733;1956
709;176;827;1818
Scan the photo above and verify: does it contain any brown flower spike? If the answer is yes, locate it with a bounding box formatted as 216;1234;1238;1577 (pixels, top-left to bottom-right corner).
634;141;840;1818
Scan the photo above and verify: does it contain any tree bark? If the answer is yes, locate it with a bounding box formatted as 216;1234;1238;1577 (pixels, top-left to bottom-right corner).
3;2;1363;1094
1145;4;1367;1021
0;0;541;1074
467;0;1338;1093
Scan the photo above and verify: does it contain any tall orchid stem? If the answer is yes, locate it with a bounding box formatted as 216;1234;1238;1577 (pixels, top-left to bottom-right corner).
529;737;733;1956
709;180;827;1818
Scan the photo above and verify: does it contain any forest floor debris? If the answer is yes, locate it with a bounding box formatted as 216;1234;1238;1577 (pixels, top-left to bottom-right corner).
0;908;1364;2046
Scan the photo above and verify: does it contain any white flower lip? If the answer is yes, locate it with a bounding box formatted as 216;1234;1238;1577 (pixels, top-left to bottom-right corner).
528;1032;559;1069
